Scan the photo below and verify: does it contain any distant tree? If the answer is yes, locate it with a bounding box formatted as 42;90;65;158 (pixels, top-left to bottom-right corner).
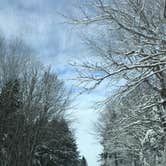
79;156;88;166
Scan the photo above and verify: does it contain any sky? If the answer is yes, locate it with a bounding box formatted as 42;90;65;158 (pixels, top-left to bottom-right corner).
0;0;106;165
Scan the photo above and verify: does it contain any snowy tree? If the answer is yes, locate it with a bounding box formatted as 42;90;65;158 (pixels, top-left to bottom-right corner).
97;84;164;166
70;0;166;165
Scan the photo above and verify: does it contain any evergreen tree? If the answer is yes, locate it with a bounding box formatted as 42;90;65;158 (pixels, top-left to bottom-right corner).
0;79;21;117
34;118;80;166
80;156;88;166
0;79;23;165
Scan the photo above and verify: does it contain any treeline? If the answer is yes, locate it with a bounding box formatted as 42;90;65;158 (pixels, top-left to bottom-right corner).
71;0;166;166
0;37;82;166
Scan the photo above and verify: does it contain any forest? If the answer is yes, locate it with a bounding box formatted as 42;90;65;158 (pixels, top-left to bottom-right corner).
72;0;166;166
0;37;89;166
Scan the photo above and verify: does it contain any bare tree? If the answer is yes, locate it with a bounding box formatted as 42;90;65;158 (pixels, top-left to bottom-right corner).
0;37;73;166
97;85;163;166
70;0;166;165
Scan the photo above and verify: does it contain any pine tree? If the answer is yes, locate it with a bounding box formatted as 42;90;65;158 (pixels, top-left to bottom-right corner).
34;118;80;166
0;79;21;117
80;156;88;166
0;79;22;165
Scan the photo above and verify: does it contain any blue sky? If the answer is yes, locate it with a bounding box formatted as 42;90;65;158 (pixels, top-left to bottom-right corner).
0;0;106;165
